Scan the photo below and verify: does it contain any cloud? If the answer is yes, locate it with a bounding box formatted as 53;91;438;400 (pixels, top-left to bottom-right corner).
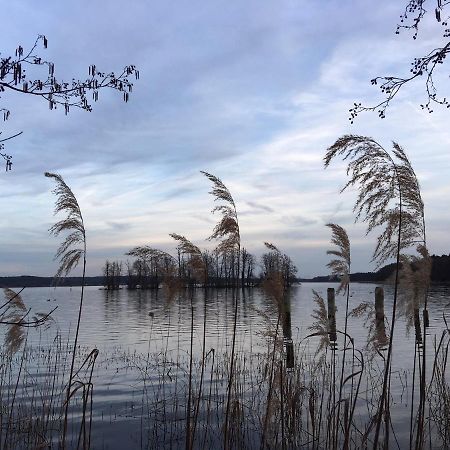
244;201;275;214
1;0;449;278
106;221;133;232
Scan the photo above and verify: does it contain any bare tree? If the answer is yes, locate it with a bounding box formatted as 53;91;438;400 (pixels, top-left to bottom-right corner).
1;35;139;169
350;1;450;121
261;243;298;288
103;260;123;290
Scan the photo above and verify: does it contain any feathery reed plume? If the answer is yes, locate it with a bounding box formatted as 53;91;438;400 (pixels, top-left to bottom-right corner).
45;172;86;280
126;245;176;275
170;233;206;284
308;290;330;355
326;224;350;295
264;242;280;253
262;242;285;305
0;288;55;354
349;302;388;356
324;135;425;265
45;171;86;448
201;171;240;256
126;245;169;262
324;135;427;449
398;245;432;331
2;288;26;354
1;287;26;312
126;245;179;296
201;171;241;449
326;224;351;450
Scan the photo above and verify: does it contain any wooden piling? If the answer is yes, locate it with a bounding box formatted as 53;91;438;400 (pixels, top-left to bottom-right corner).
375;287;385;323
283;296;294;369
327;288;337;342
414;308;423;346
374;287;388;347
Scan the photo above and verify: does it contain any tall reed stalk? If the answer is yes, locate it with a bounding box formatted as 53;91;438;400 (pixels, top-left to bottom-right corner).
259;242;287;449
170;233;206;449
325;223;351;450
201;171;241;449
45;172;87;448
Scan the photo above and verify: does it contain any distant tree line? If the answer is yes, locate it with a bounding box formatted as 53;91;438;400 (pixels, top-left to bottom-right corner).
102;246;298;290
2;254;450;289
305;254;450;284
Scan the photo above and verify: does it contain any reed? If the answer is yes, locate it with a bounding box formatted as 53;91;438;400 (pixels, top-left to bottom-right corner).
324;135;428;449
325;223;351;450
45;172;88;448
260;243;287;450
170;233;206;450
201;171;241;449
0;286;448;449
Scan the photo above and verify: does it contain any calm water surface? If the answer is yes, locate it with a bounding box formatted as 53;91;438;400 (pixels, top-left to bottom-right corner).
3;283;450;449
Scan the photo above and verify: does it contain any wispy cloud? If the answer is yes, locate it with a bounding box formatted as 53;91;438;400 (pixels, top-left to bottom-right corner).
1;0;449;277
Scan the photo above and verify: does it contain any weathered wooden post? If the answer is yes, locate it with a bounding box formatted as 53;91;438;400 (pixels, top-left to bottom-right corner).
414;308;423;346
375;287;385;324
374;287;388;347
423;309;430;328
283;295;294;369
327;288;337;343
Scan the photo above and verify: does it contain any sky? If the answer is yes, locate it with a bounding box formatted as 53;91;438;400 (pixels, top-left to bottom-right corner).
1;0;450;278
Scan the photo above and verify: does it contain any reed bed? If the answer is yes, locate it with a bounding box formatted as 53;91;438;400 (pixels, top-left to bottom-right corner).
0;287;448;449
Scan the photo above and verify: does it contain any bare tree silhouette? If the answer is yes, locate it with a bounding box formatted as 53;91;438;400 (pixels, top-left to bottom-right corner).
0;35;139;169
350;1;450;121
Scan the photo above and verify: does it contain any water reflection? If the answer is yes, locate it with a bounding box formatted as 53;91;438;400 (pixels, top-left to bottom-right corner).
4;283;449;449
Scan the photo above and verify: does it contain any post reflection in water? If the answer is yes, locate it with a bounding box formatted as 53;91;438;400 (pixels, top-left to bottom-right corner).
283;293;295;369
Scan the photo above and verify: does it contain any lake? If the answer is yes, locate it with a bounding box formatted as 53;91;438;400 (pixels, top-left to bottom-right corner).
1;282;449;449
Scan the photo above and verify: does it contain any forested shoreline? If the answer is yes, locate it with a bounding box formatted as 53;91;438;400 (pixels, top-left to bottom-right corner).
2;253;450;287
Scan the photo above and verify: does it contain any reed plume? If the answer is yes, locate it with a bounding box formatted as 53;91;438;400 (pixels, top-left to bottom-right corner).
326;224;350;295
324;135;425;265
170;233;206;284
2;288;26;354
349;302;388;356
201;171;240;256
0;288;55;355
308;290;330;355
262;242;285;305
126;245;172;263
45;171;86;449
398;245;432;331
126;245;179;297
45;172;86;279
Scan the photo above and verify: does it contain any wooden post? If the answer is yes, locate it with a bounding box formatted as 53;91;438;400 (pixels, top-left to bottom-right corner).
374;287;388;348
327;288;337;343
423;309;430;328
414;308;423;346
283;296;294;369
375;287;385;324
